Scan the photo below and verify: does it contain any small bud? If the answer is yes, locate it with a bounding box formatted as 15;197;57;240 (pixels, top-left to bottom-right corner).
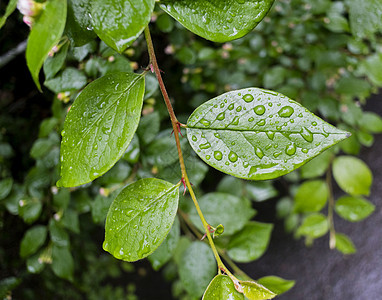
17;0;43;17
164;45;175;55
222;43;233;51
48;45;59;57
51;186;58;195
19;199;25;207
108;56;115;62
22;15;34;27
214;224;225;238
53;213;61;221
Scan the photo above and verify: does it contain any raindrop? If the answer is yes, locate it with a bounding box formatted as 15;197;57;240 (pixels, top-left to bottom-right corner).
192;135;197;141
199;142;211;150
214;133;221;139
214;151;223;161
228;151;238;162
228;103;235;110
206;155;211;160
231;116;240;125
61;130;66;137
312;121;317;126
225;162;230;165
254;105;266;115
273;151;282;158
268;103;273;107
255;147;264;159
216;112;225;121
300;127;313;142
298;113;303;117
277;106;294;117
301;148;308;153
94;144;98;150
243;94;254;102
248;166;257;177
199;118;211;126
236;106;242;112
266;131;275;140
243;161;249;168
265;144;272;150
248;117;254;122
220;103;225;108
256;119;266;126
285;143;296;155
276;126;282;131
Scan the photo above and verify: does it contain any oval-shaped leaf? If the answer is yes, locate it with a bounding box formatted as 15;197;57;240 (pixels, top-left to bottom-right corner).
57;72;144;187
91;0;155;52
203;275;244;300
332;156;373;196
335;196;375;222
0;0;17;29
296;213;329;239
335;233;356;255
26;0;67;90
294;180;328;213
189;192;256;235
178;241;216;297
160;0;275;42
103;178;179;262
51;245;74;281
227;221;273;263
187;88;349;180
257;276;295;295
20;225;47;258
239;280;276;300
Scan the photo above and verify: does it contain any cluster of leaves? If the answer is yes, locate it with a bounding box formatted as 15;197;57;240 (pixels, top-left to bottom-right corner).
0;0;381;299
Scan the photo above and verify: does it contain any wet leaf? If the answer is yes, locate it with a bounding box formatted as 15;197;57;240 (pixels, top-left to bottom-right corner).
187;88;349;180
178;241;216;297
203;275;244;300
91;0;155;52
335;233;356;254
160;0;274;42
26;0;67;90
294;180;328;213
335;196;375;222
26;252;45;274
44;67;87;93
189;192;256;235
257;276;295;295
20;226;47;258
296;213;329;239
332;156;372;196
103;178;179;262
57;72;144;187
239;280;276;300
227;221;273;262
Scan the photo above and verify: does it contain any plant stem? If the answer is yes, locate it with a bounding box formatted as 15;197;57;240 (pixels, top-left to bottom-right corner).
144;26;231;276
326;161;336;249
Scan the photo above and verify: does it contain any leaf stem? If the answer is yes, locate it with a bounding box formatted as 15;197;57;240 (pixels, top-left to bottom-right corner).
144;25;230;275
326;160;336;249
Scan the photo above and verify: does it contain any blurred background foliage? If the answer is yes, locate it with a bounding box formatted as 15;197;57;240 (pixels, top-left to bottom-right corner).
1;0;382;299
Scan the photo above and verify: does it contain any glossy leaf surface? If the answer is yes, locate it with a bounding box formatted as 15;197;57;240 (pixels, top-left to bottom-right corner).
335;196;375;222
294;180;328;213
20;226;47;258
187;88;349;180
257;276;295;295
335;233;356;254
26;0;67;90
227;221;273;262
103;178;179;262
189;192;255;235
160;0;275;42
91;0;155;52
296;213;329;239
333;156;372;196
239;280;276;300
57;72;144;187
203;275;244;300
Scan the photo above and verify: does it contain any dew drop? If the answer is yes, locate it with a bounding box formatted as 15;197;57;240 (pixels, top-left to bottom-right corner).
290;119;294;123
254;105;266;115
243;94;254;102
200;118;211;126
298;113;303;118
61;130;66;137
268;103;273;107
199;142;211;150
312;121;317;126
257;119;266;126
255;147;264;159
236;106;242;112
248;166;257;177
94;144;98;150
248;117;254;122
301;148;308;153
273;151;282;158
192;135;197;141
285;143;296;155
214;151;223;161
228;103;235;110
214;133;221;139
300;127;313;142
231;116;240;125
266;131;275;140
265;144;272;150
220;103;225;108
228;151;238;162
243;161;250;168
216;112;225;121
206;155;211;160
277;106;294;118
225;161;230;165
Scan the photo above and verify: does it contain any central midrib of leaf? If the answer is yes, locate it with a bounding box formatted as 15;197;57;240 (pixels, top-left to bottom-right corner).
109;184;178;240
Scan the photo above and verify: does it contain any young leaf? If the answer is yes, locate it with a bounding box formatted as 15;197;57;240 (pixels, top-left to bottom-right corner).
296;213;329;239
257;276;295;295
294;180;328;213
51;245;74;281
335;233;356;254
203;275;244;300
26;252;45;274
332;156;373;196
178;241;216;298
20;225;47;258
227;221;273;263
103;178;179;262
43;42;69;80
26;0;67;91
189;192;256;235
90;0;155;52
335;196;375;222
239;280;276;300
57;72;144;187
0;178;13;200
187;88;349;180
160;0;275;42
0;0;17;29
44;67;87;93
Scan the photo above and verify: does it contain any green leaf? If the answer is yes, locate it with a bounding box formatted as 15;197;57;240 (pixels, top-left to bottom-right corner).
148;216;180;271
20;225;47;258
91;195;113;224
51;245;74;281
332;156;372;196
44;67;87;93
43;42;69;80
19;198;43;224
0;178;13;200
239;280;276;300
359;53;382;86
30;138;55;159
0;0;17;29
49;220;70;247
359;112;382;134
53;188;70;210
294;180;328;213
296;213;329;239
103;178;179;262
203;275;244;300
0;277;21;299
246;181;278;202
189;192;256;235
335;196;375;222
346;0;382;38
186;88;349;180
160;0;275;42
90;0;155;52
335;233;356;254
178;241;216;298
26;252;45;274
26;0;67;91
136;112;160;146
227;221;273;263
57;72;145;187
300;150;333;179
257;276;295;295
